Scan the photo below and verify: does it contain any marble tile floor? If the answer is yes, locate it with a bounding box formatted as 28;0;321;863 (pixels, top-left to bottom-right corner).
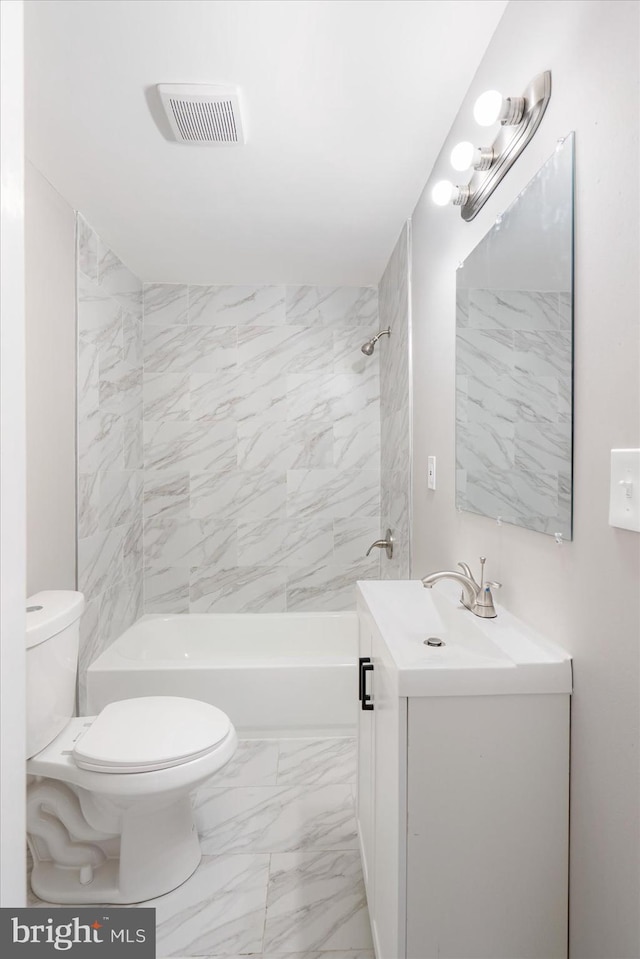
29;737;374;959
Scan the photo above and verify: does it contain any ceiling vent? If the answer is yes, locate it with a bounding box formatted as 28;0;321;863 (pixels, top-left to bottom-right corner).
157;84;245;146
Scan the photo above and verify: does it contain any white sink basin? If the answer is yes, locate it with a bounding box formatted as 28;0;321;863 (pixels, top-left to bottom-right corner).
357;579;572;697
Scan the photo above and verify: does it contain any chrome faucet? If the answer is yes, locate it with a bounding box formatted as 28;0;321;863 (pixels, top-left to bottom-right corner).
421;557;501;619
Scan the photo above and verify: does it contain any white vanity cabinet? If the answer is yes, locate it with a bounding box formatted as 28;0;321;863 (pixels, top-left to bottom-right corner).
358;608;408;959
356;581;572;959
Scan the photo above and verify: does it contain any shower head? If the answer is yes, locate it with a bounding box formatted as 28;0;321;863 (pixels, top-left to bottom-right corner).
360;327;391;355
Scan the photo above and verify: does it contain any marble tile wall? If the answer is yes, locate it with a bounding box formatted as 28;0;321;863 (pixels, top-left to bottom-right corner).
378;222;412;578
142;284;381;612
76;215;144;707
456;288;572;538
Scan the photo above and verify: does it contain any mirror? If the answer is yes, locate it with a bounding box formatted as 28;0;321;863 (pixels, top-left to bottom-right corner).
456;133;574;539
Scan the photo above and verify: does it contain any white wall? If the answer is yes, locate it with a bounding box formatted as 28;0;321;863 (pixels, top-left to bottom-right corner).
0;0;26;907
410;2;639;956
25;162;77;595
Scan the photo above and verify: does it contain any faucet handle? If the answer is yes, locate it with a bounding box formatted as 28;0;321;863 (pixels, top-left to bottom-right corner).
477;558;502;591
457;562;477;608
470;559;500;618
473;571;501;618
457;561;478;586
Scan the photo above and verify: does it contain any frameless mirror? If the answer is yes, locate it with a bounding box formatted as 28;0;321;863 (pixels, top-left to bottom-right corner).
456;133;574;539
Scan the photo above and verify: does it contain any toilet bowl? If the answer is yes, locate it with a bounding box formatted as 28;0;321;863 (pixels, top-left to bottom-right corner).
26;592;238;904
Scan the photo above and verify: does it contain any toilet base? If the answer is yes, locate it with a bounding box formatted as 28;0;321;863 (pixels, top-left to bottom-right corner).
29;795;202;904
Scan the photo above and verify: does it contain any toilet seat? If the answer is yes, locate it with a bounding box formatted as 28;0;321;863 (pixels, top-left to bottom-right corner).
73;697;232;774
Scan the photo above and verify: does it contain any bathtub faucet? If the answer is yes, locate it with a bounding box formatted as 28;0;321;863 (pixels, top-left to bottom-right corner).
421;557;501;619
365;529;394;560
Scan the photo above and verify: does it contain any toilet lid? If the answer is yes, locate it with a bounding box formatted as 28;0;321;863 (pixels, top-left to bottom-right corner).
72;697;232;773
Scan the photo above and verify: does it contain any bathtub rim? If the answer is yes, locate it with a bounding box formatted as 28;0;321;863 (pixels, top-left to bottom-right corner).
88;610;359;669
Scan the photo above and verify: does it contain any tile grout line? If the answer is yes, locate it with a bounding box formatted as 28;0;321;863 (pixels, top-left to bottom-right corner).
259;851;273;957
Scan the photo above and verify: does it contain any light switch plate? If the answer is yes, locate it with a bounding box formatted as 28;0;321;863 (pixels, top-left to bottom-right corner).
609;449;640;532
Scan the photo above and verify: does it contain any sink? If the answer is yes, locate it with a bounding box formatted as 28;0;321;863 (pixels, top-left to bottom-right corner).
356;579;572;697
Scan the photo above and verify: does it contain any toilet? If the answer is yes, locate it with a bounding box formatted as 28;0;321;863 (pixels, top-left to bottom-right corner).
26;590;238;904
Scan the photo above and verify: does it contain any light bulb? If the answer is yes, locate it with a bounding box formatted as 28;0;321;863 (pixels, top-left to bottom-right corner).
450;141;475;172
432;180;454;206
473;89;504;126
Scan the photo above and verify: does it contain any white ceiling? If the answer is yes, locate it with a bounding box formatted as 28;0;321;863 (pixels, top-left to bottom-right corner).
25;0;508;285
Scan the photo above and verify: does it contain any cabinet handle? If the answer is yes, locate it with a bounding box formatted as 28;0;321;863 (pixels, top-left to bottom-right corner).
361;662;374;710
358;656;371;701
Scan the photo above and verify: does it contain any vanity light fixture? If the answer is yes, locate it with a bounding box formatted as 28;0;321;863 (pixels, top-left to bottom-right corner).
435;70;552;221
473;89;525;127
450;142;495;174
450;141;475;172
431;180;469;207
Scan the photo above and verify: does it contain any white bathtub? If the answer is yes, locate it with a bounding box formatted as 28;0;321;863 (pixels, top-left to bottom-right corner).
86;612;358;737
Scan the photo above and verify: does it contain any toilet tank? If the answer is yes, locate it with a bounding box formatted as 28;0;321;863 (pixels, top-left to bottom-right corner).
26;591;85;758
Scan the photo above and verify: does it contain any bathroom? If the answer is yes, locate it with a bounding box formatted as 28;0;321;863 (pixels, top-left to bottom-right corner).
1;0;638;957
